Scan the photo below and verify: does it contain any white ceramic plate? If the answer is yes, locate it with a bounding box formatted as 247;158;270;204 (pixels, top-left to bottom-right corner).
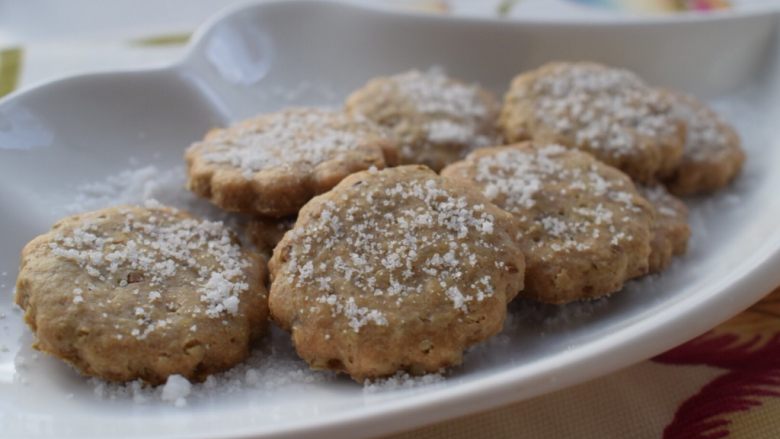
2;2;780;438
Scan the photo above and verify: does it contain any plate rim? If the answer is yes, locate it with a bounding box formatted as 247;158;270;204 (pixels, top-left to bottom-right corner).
2;2;780;438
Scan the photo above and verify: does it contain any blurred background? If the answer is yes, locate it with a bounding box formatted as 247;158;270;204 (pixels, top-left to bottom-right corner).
0;0;777;97
0;0;771;45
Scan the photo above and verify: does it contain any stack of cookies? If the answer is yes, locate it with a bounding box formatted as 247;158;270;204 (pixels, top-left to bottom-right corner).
15;63;745;385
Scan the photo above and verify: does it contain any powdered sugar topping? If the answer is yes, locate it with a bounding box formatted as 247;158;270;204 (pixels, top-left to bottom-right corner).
638;184;686;219
515;63;677;156
471;144;648;254
47;204;251;338
193;108;386;178
86;327;335;406
283;170;507;331
394;69;489;119
381;69;497;154
668;92;734;161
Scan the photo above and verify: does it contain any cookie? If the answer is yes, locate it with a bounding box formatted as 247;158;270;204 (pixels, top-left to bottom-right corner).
441;142;654;304
499;62;685;183
660;90;745;196
345;69;501;171
14;204;268;384
268;165;525;381
186;107;399;217
637;184;690;273
246;216;295;257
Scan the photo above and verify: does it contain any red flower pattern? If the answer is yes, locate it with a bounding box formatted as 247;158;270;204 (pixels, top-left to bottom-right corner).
654;289;780;438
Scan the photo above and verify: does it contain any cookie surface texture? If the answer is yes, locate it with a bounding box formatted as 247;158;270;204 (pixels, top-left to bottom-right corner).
661;90;745;196
269;165;525;381
442;143;654;304
15;204;268;384
500;62;684;183
346;69;501;171
246;216;295;257
637;184;691;274
186;107;399;217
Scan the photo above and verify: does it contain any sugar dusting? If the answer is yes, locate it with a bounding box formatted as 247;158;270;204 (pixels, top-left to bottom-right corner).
62;165;229;221
57;165;450;404
65;166;184;215
282;170;507;331
49;204;250;325
471;143;648;255
637;184;687;221
669;91;734;161
512;62;678;156
191;108;388;178
363;370;446;394
361;69;498;161
58;168;336;403
394;69;489;119
50;132;750;406
88;327;335;406
15;84;767;407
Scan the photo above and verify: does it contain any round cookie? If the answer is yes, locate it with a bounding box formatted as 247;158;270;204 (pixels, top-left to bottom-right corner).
441;142;654;304
660;90;745;196
499;62;685;183
637;184;691;274
246;216;295;257
14;204;268;384
186;107;399;217
268;165;525;381
345;69;501;172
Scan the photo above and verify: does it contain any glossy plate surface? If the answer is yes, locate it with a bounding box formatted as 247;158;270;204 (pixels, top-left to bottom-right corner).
1;2;779;438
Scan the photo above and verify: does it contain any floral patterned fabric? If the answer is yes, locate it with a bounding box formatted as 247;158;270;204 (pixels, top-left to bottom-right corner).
390;288;780;438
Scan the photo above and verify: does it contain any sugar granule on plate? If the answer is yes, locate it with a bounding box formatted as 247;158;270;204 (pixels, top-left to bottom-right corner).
363;370;446;394
87;327;335;406
64;166;179;214
61;165;238;225
161;375;192;407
